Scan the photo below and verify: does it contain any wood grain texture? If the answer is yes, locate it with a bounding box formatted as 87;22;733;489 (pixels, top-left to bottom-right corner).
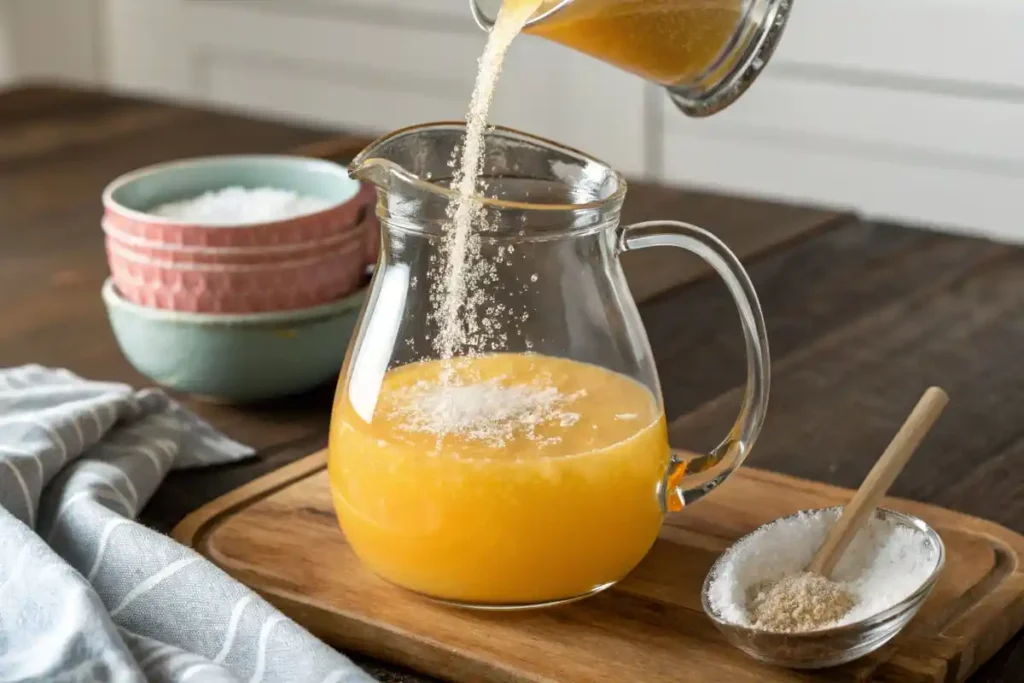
668;248;1024;525
649;225;1024;683
174;451;1024;683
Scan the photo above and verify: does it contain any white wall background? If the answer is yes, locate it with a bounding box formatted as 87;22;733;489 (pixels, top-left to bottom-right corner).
0;0;102;85
3;0;1023;242
0;2;16;82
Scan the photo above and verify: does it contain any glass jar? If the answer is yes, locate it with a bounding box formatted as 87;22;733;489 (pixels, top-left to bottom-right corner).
471;0;793;116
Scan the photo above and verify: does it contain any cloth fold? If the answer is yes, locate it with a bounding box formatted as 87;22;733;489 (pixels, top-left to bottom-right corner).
0;365;374;683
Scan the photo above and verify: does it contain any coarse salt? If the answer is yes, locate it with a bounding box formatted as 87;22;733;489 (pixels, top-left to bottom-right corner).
707;509;940;630
148;186;332;224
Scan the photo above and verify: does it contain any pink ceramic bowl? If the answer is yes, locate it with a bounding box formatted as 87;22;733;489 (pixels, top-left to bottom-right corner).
107;239;366;314
102;155;375;251
102;155;380;312
103;228;368;267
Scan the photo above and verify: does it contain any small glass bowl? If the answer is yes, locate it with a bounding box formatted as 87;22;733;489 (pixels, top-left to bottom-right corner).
700;507;946;669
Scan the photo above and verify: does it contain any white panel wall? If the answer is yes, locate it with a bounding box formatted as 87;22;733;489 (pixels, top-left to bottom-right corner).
6;0;1022;241
766;0;1024;89
103;0;192;97
0;0;102;85
0;1;17;85
102;0;649;177
659;0;1024;241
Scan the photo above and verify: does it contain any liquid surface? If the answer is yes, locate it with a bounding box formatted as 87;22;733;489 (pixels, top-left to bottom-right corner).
520;0;744;85
328;353;670;605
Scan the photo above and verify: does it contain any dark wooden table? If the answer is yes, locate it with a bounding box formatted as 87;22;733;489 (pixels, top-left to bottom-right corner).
1;85;1020;682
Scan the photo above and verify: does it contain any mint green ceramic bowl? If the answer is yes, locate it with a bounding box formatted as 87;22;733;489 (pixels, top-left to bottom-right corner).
102;278;364;402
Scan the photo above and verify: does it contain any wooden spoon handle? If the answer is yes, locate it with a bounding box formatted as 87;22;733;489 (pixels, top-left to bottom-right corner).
808;387;949;577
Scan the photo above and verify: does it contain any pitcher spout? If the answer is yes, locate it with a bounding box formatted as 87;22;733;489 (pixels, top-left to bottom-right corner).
348;156;401;193
348;123;476;216
348;129;413;194
348;122;468;192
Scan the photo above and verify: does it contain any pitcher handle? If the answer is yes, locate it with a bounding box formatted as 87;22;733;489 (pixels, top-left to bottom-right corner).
618;220;770;512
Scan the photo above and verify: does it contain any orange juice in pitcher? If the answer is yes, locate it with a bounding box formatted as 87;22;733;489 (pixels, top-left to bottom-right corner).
330;354;671;605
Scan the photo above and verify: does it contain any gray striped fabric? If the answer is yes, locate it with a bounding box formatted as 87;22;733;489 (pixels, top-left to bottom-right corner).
0;365;375;683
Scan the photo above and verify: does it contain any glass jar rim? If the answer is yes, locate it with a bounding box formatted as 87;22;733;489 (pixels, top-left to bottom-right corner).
471;0;575;32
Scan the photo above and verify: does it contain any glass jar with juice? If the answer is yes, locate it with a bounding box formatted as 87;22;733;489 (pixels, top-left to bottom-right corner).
471;0;793;116
329;123;770;608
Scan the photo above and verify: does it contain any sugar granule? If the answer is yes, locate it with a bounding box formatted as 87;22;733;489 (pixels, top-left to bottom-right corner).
149;187;331;224
706;509;940;630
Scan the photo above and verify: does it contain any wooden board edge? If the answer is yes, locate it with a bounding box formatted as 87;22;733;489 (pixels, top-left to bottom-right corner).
172;451;327;548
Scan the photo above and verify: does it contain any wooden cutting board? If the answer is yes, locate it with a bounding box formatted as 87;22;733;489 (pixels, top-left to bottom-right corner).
174;451;1024;683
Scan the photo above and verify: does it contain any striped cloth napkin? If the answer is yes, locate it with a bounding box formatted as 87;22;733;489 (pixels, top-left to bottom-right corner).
0;365;375;683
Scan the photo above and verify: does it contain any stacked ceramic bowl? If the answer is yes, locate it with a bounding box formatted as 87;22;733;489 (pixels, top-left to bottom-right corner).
101;155;376;402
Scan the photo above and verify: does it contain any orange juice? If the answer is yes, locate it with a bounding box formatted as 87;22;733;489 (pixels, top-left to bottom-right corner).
328;353;670;605
520;0;744;85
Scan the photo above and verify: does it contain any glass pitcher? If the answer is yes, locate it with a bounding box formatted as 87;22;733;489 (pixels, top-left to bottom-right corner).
470;0;793;117
330;122;769;609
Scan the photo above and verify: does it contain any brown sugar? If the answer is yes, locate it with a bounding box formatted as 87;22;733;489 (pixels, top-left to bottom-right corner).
748;572;856;632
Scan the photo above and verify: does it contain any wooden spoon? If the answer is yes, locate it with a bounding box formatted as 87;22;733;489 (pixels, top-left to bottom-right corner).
808;386;949;578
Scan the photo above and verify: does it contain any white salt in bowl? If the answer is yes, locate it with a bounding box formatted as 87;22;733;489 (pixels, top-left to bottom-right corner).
102;155;374;251
701;507;945;669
